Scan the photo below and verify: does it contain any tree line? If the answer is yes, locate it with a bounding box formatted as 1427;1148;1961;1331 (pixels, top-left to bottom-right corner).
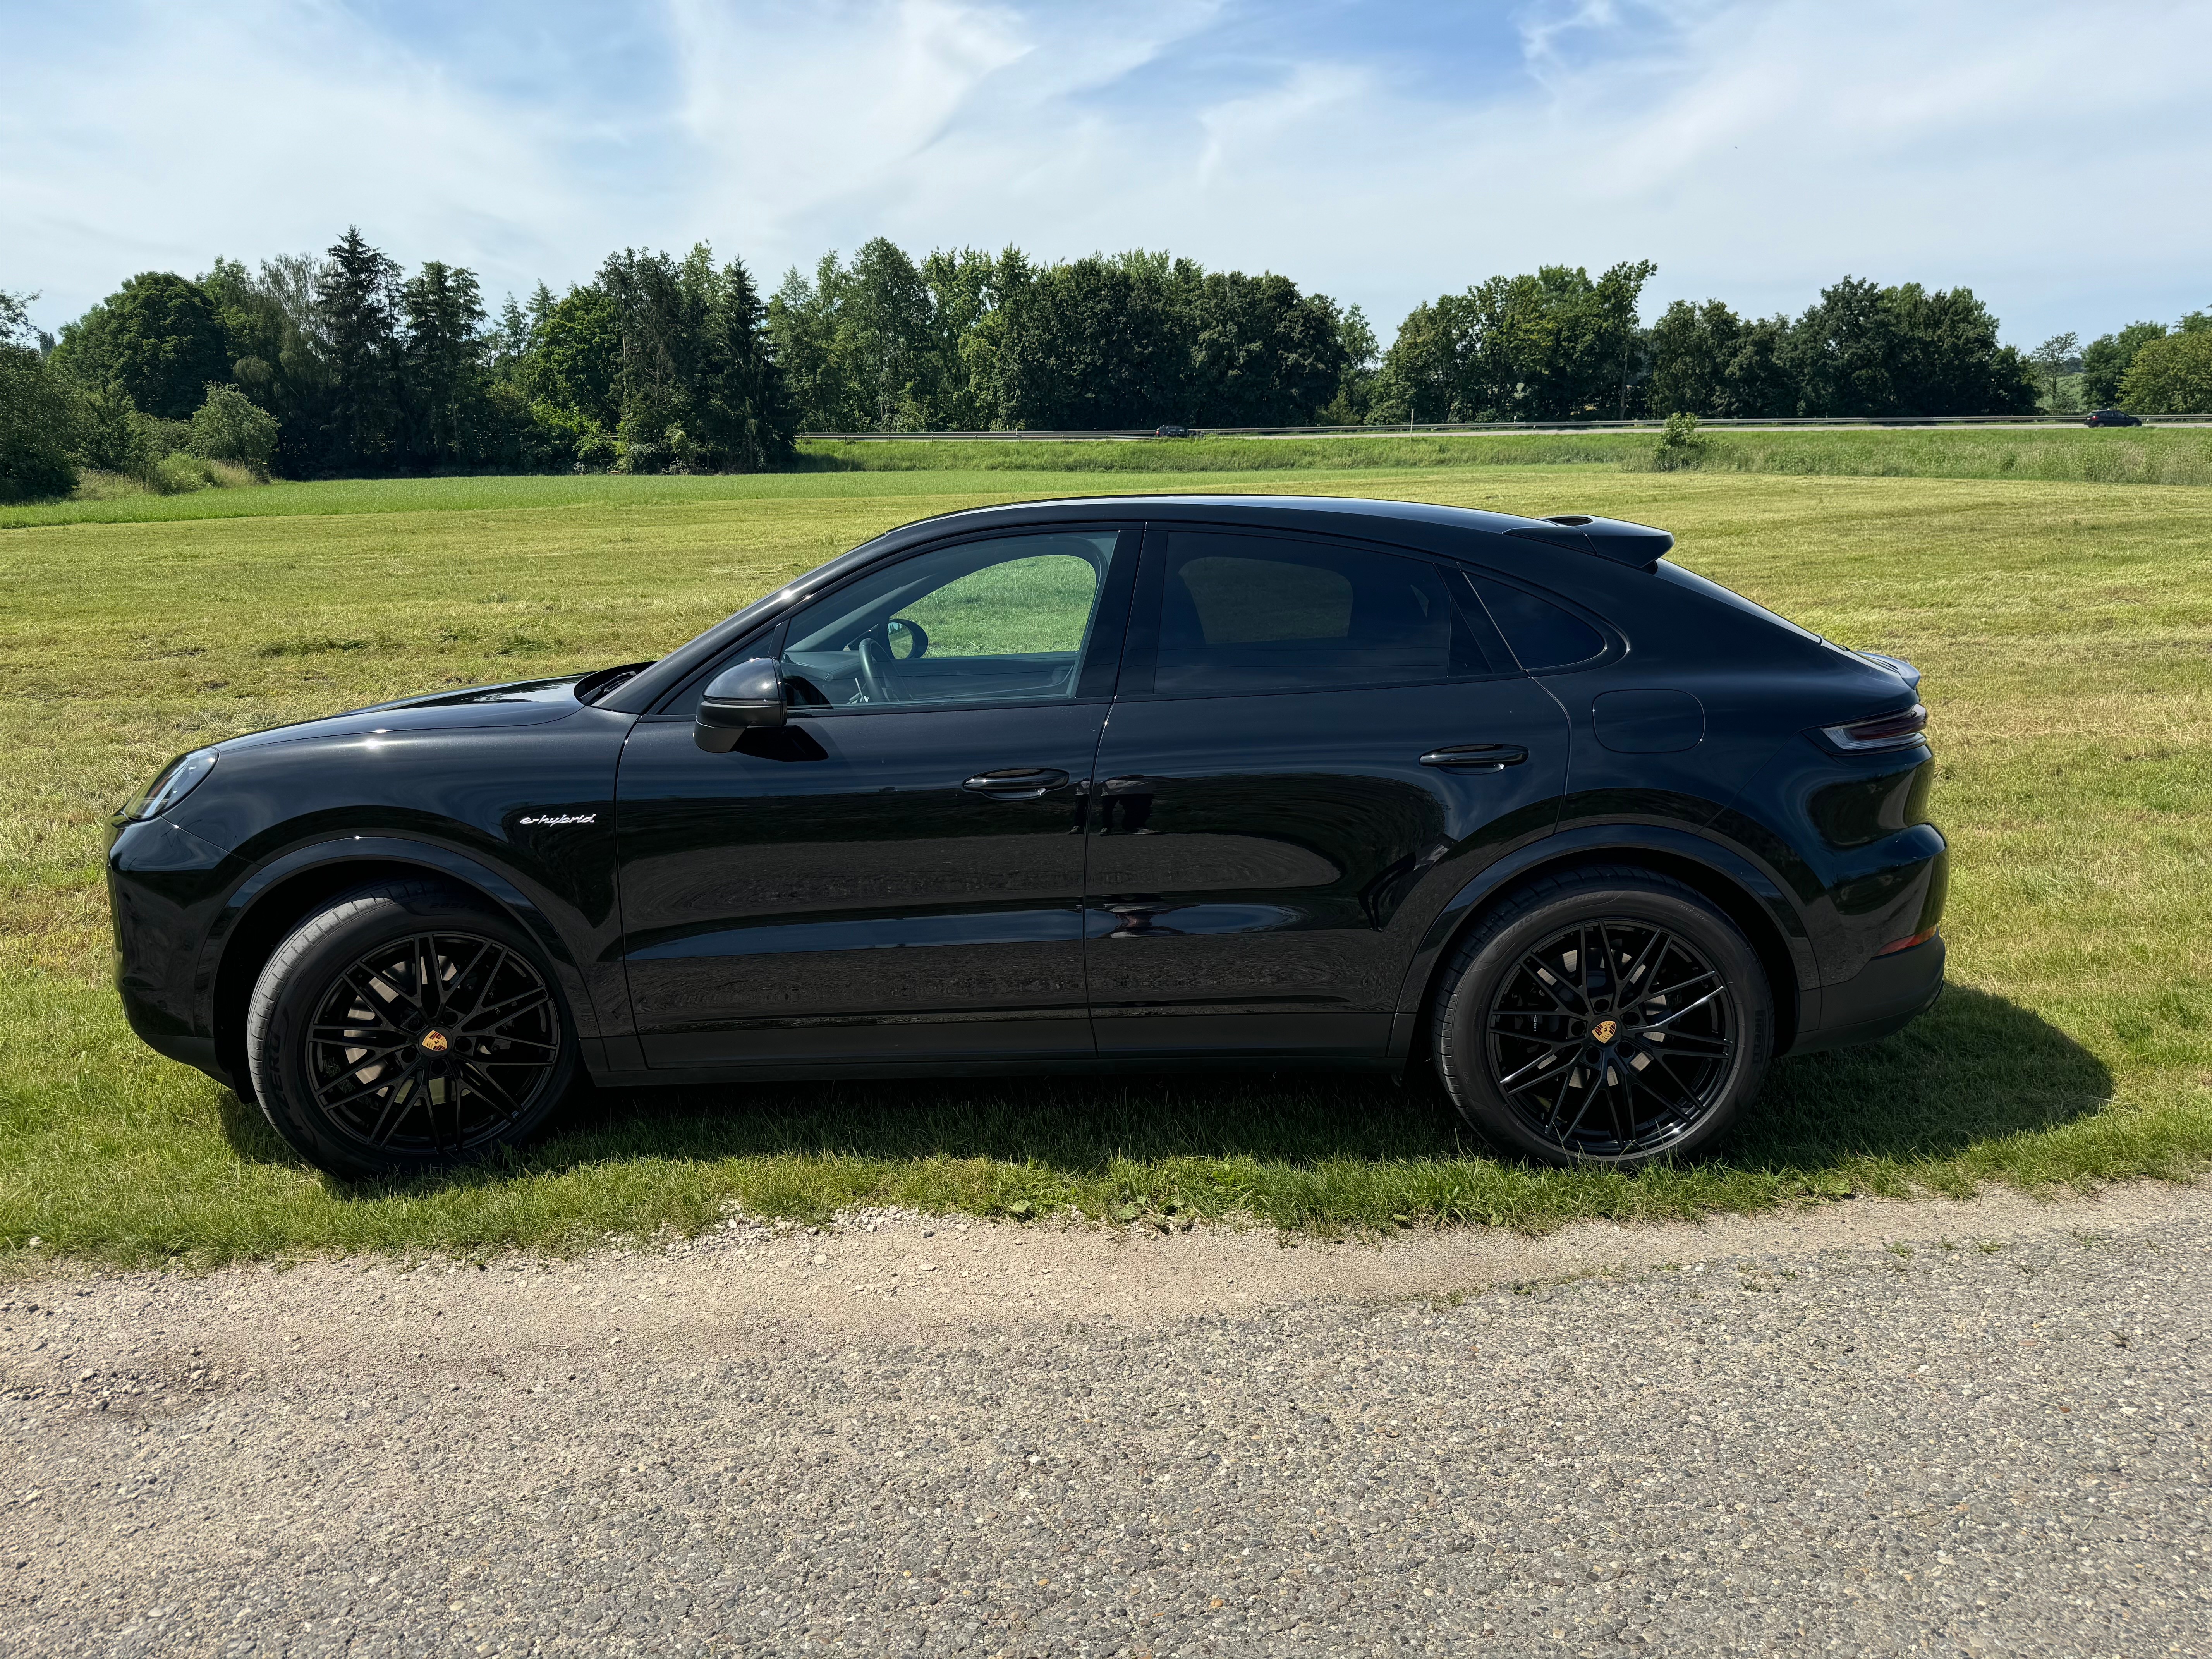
5;226;2208;503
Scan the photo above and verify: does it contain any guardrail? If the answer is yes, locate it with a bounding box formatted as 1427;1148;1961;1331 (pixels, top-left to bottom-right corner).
803;414;2212;441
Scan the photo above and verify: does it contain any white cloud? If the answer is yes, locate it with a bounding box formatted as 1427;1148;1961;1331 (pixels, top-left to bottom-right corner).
3;0;2206;344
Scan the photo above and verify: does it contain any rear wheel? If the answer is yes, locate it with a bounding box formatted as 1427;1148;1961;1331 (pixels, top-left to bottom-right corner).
246;880;578;1179
1431;866;1772;1166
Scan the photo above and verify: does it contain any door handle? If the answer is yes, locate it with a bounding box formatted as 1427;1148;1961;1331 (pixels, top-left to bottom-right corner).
962;767;1070;799
1420;744;1528;771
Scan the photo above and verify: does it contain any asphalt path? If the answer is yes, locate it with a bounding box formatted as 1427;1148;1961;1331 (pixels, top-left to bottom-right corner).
4;1184;2208;1656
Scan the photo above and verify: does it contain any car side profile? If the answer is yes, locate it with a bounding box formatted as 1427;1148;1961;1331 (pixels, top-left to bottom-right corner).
108;495;1947;1178
2084;409;2143;427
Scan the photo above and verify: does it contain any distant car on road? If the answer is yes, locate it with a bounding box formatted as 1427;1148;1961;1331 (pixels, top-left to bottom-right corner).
2085;409;2143;427
1153;425;1195;438
109;497;1946;1178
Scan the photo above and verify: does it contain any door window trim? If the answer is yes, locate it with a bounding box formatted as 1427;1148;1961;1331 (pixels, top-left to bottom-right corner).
647;524;1142;718
1115;521;1522;701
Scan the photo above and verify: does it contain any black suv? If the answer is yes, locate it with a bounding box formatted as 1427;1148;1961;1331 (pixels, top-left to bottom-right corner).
109;496;1946;1178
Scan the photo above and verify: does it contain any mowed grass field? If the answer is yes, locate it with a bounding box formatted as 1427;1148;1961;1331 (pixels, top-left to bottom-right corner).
2;462;2208;1264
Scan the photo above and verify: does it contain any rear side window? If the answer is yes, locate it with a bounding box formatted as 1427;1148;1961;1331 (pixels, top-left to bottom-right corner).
1151;531;1492;694
1467;575;1605;671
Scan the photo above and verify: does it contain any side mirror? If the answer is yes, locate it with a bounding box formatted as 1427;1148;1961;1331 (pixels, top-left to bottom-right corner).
695;658;787;752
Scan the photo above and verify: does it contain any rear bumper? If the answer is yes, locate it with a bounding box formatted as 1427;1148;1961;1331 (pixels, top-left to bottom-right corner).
1788;933;1945;1054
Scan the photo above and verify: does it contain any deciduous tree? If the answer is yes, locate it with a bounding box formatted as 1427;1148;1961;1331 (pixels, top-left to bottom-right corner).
49;271;229;419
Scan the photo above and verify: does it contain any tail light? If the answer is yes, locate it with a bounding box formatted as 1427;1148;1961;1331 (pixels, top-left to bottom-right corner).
1875;927;1939;957
1819;704;1927;753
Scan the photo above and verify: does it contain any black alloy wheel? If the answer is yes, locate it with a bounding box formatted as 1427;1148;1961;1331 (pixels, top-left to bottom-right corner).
247;881;579;1178
1486;919;1734;1159
1432;866;1773;1166
303;930;559;1155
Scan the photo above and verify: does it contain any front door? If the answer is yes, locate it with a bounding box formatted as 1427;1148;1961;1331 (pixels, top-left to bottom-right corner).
616;527;1135;1066
1086;526;1569;1059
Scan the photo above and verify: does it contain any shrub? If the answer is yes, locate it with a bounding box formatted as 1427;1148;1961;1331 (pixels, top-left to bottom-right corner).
72;380;148;473
147;452;218;495
187;382;280;469
2120;331;2212;415
1651;410;1709;471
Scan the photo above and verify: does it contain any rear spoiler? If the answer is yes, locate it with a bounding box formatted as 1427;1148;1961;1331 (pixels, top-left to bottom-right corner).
1504;515;1675;571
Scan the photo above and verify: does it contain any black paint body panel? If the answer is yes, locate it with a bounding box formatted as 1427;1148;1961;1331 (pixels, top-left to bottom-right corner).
107;493;1947;1100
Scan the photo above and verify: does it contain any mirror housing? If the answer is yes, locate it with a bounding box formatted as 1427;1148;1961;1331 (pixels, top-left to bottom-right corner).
695;658;787;752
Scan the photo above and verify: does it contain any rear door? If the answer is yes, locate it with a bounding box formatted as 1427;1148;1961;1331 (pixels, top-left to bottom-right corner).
615;527;1136;1067
1085;525;1568;1060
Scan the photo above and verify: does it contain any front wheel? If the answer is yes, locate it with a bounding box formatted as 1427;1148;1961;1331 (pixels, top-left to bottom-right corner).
1431;866;1773;1166
246;880;579;1179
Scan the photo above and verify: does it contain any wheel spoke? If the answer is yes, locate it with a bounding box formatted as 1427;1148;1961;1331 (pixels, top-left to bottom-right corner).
311;1019;405;1045
1618;929;1671;999
1553;1067;1606;1145
445;939;505;1025
340;965;407;1023
313;1062;413;1115
474;1034;562;1056
1607;1057;1636;1144
459;1061;525;1126
1624;1044;1705;1117
1636;984;1725;1032
463;986;553;1034
361;1066;427;1147
1498;1046;1575;1091
1518;955;1587;1016
416;936;445;1022
308;1038;416;1086
1634;967;1721;1010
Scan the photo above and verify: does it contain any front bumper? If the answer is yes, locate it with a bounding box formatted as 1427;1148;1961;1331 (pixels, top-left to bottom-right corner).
1789;933;1946;1054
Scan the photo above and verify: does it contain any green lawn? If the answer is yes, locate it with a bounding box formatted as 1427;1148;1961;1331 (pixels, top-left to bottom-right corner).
2;463;2208;1263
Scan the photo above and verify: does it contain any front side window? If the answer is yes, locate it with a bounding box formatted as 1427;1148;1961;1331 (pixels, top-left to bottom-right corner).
780;532;1120;708
1151;531;1492;695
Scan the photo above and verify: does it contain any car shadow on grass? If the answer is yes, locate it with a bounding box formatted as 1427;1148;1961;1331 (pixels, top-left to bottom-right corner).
221;982;2107;1182
214;984;2111;1188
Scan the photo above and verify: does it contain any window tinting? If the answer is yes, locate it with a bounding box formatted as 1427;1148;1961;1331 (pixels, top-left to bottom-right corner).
1152;532;1490;694
780;532;1118;708
1467;575;1605;670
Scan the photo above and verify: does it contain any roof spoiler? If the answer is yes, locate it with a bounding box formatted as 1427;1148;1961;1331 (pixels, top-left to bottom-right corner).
1504;515;1675;571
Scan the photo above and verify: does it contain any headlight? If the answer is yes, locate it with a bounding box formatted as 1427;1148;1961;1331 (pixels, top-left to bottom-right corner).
123;749;219;820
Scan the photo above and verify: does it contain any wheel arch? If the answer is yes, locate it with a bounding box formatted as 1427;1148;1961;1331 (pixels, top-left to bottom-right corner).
1393;827;1813;1072
203;838;592;1101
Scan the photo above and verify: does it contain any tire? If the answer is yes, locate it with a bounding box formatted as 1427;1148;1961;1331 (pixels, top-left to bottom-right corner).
246;879;579;1179
1430;865;1773;1166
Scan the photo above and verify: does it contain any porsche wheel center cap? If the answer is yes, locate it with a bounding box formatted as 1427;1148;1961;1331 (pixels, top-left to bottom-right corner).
420;1029;452;1054
1590;1019;1618;1046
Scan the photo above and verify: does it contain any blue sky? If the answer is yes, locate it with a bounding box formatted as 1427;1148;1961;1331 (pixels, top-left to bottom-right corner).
5;0;2208;347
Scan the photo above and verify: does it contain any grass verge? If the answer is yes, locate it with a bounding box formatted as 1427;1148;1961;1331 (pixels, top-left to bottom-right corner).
802;426;2212;487
9;426;2212;530
2;464;2208;1263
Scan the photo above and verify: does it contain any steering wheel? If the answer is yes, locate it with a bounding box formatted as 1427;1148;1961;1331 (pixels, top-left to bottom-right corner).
857;634;903;703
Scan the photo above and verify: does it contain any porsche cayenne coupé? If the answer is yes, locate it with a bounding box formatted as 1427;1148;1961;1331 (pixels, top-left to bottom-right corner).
108;495;1947;1178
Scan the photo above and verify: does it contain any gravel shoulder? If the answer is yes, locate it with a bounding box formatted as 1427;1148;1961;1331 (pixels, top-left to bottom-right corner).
5;1183;2209;1656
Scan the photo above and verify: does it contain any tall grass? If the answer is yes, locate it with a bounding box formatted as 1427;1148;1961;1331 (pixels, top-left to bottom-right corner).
7;426;2205;532
803;428;2212;486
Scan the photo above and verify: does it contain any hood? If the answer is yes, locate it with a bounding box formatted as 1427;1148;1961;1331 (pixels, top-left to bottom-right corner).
214;674;598;756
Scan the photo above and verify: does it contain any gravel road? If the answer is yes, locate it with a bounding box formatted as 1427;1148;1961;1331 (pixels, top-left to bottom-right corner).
4;1185;2209;1657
